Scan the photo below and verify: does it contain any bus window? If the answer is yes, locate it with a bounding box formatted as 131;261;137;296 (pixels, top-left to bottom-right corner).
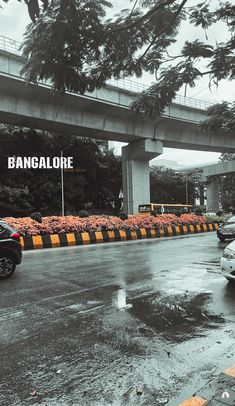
152;205;162;214
138;204;151;213
138;204;193;215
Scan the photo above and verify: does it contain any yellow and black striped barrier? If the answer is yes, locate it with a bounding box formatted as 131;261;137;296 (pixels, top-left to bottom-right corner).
179;363;235;405
20;223;218;250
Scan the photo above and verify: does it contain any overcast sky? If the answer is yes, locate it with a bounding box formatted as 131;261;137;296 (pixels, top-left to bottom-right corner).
0;0;233;165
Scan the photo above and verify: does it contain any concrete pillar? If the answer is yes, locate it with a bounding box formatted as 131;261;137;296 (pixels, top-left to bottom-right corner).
199;184;205;206
122;139;163;214
206;177;220;212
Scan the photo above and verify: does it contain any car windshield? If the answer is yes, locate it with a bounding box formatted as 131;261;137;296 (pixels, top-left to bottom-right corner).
227;216;235;224
0;221;17;233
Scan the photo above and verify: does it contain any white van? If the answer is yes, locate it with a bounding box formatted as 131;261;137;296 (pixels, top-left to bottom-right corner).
220;240;235;281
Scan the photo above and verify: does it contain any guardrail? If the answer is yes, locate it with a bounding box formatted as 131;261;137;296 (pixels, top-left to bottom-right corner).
0;35;21;56
107;78;212;110
0;34;212;111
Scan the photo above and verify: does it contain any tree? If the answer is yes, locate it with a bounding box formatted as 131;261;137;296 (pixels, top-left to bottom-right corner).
2;0;231;131
201;102;235;133
1;1;234;129
1;0;49;23
97;150;122;212
150;166;200;205
219;153;235;211
0;125;122;216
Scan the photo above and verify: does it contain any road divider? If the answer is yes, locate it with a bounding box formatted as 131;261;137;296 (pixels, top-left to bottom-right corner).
20;223;218;250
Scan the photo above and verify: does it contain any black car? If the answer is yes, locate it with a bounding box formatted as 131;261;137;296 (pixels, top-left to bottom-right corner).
0;221;22;279
217;215;235;242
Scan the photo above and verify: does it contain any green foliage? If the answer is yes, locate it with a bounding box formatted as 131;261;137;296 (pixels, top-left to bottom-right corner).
30;211;42;222
181;40;214;59
204;213;231;223
150;166;204;205
219;153;235;163
0;125;122;216
77;210;89;218
18;0;184;93
2;0;235;129
202;102;235;132
0;185;32;216
118;211;128;220
219;153;235;211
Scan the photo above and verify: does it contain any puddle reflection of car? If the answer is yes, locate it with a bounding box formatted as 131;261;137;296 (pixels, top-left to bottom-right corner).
0;221;22;279
217;215;235;242
221;240;235;282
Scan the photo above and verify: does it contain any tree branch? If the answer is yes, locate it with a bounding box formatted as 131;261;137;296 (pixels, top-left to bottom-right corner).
139;0;189;61
199;70;214;76
160;54;184;63
128;0;139;19
105;0;175;35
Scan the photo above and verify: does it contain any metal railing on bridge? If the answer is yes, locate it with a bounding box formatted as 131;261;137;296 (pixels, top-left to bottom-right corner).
0;34;213;111
0;35;22;56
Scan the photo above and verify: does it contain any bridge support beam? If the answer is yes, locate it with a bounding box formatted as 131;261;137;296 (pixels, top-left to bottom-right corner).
122;139;163;214
206;177;220;212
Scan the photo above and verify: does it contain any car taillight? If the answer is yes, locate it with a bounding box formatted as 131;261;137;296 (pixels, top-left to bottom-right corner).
10;232;20;242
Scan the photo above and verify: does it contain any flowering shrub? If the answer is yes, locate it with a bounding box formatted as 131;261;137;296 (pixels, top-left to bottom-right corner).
3;213;208;236
204;213;231;223
180;214;206;225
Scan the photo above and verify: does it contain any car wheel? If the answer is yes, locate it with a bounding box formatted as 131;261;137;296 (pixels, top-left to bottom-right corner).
0;256;16;279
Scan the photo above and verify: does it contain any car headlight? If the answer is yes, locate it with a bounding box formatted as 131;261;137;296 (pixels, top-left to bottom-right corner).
224;250;235;259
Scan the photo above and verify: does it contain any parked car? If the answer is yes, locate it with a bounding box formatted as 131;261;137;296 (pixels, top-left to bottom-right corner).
217;215;235;242
204;212;217;217
0;220;22;279
220;240;235;281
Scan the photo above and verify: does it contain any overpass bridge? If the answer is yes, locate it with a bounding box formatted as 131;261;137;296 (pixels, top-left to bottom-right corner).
0;35;234;213
202;161;235;212
177;161;235;212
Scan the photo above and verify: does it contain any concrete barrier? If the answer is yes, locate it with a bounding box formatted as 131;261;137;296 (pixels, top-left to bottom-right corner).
20;223;218;250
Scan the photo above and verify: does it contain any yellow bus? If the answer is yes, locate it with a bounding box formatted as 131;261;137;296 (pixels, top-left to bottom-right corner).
138;203;193;216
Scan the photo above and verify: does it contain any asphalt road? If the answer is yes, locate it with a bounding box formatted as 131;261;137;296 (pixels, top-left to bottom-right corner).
0;233;235;406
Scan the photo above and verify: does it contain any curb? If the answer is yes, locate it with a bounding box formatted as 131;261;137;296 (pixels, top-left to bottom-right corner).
20;223;218;250
179;364;235;405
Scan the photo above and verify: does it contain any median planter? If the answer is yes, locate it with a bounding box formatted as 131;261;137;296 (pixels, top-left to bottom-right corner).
20;223;218;250
3;214;218;250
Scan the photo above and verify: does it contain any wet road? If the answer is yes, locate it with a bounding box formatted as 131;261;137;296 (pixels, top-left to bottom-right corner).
0;233;235;406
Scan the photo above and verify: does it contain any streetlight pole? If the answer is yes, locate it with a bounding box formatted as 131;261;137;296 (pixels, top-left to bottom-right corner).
61;149;65;216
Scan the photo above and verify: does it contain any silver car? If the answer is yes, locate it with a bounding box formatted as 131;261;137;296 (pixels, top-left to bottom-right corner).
220;240;235;281
217;215;235;242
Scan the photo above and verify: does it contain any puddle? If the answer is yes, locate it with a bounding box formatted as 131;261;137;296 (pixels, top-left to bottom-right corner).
129;291;224;342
